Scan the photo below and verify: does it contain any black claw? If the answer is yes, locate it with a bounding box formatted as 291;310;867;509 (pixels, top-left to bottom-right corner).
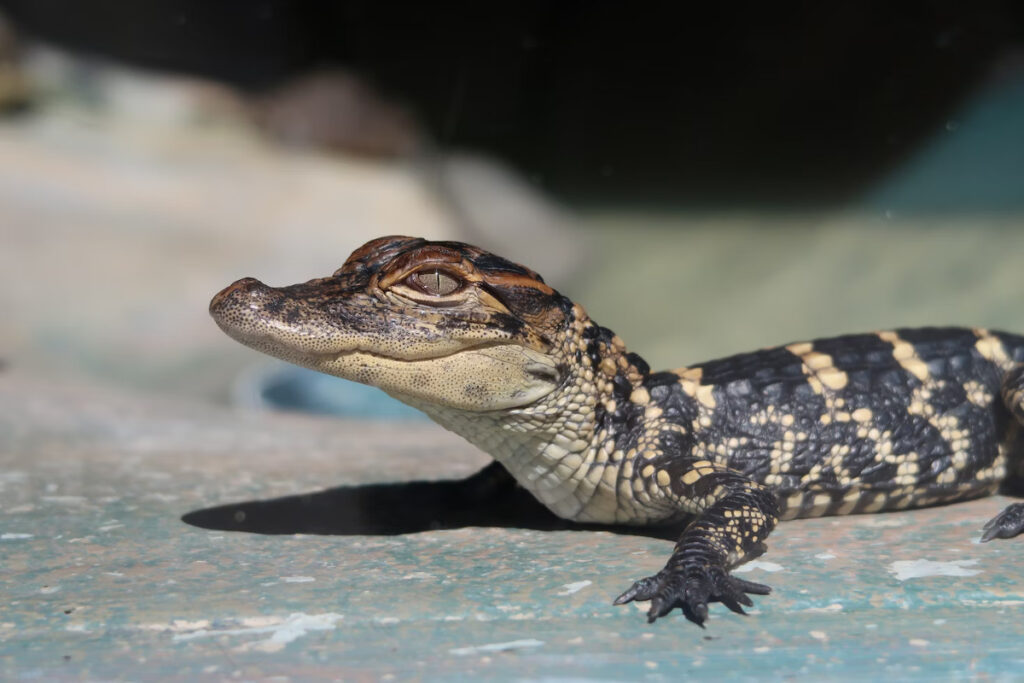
647;596;674;622
680;601;708;626
719;595;747;615
733;577;772;595
719;585;753;612
980;503;1024;542
613;576;658;605
613;564;771;624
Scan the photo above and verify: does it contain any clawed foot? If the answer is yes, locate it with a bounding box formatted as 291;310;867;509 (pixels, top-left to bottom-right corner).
613;564;771;626
981;502;1024;542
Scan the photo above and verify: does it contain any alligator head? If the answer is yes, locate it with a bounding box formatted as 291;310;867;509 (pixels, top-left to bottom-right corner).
209;236;574;412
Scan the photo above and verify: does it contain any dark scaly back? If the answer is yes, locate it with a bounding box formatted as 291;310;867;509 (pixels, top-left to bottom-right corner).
666;326;1024;519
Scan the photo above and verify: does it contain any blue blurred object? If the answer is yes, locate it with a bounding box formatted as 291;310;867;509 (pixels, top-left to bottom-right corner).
867;70;1024;213
235;363;427;420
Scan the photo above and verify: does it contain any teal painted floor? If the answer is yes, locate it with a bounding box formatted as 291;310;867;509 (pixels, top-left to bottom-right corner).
3;373;1024;679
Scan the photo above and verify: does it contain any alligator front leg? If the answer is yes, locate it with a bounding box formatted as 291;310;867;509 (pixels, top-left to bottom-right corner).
614;464;780;625
981;364;1024;542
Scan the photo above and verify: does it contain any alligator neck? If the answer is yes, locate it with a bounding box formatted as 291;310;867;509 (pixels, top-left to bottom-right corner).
400;304;683;523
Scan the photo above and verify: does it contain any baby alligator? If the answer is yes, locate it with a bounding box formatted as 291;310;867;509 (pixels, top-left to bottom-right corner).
210;236;1024;625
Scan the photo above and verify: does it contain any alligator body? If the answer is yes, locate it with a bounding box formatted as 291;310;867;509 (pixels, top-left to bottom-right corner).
210;236;1024;625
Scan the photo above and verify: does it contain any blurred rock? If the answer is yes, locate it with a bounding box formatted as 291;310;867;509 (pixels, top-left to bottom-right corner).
0;10;31;112
251;69;422;158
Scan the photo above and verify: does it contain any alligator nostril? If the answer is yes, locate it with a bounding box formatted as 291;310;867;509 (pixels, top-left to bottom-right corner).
209;277;265;314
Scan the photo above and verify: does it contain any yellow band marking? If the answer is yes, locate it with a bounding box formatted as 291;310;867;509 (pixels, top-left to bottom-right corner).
681;469;702;485
878;330;931;381
819;369;849;390
974;328;1011;368
695;384;716;409
851;407;873;423
630;387;650;406
788;343;850;394
676;367;703;382
804;352;834;371
676;367;717;410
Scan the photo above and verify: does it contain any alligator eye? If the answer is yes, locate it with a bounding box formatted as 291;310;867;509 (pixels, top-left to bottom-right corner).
406;269;462;296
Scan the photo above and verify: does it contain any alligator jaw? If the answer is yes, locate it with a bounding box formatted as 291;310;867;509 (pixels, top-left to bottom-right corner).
314;344;561;411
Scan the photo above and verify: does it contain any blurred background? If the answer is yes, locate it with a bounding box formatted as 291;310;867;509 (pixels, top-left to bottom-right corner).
2;1;1023;417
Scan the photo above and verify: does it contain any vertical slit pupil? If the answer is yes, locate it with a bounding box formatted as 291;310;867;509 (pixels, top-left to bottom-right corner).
409;269;460;295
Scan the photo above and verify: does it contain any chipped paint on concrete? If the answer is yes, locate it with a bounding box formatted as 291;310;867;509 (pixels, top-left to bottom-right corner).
734;560;785;573
558;580;592;595
859;518;908;528
172;613;344;653
888;559;982;582
803;604;844;613
138;619;212;633
449;639;545;656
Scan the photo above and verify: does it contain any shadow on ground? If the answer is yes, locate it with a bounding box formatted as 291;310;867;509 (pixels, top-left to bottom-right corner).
182;464;682;541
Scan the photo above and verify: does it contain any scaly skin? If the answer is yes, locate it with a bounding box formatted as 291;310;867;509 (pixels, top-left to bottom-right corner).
210;236;1024;625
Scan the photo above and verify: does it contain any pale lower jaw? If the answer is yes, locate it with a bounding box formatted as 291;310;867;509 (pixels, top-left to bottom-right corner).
311;345;561;412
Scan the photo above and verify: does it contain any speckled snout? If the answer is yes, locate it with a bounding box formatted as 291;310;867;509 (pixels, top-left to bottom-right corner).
208;276;309;357
209;277;268;316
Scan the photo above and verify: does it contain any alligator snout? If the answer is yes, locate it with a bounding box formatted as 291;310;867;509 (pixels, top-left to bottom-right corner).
209;277;269;315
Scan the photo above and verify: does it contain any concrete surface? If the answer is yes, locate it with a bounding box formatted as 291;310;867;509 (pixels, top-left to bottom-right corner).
3;371;1024;680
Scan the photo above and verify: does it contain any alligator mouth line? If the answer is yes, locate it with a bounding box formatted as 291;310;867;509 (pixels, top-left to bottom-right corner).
303;339;564;388
236;327;549;369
